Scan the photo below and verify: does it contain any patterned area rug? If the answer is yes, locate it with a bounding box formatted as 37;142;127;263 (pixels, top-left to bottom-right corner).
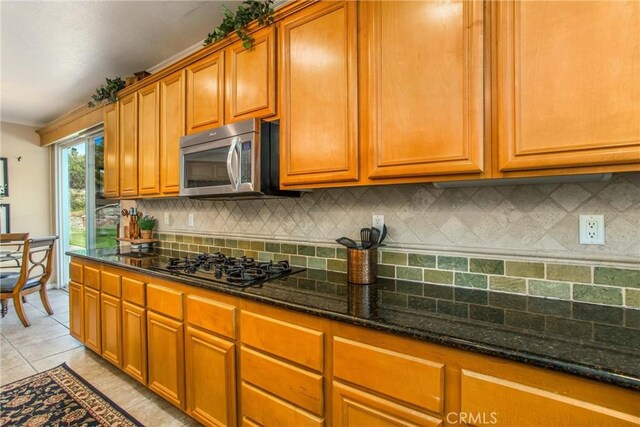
0;363;143;426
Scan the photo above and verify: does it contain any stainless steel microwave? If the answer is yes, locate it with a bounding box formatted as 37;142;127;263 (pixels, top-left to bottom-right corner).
179;119;299;199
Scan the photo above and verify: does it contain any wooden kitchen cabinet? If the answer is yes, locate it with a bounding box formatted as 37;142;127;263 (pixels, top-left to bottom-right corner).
83;287;101;354
122;301;147;384
68;281;84;342
147;310;185;409
100;293;122;367
118;93;138;197
137;83;160;195
225;25;277;123
494;1;640;174
159;70;185;195
186;51;225;134
103;103;119;198
279;0;359;187
360;1;484;180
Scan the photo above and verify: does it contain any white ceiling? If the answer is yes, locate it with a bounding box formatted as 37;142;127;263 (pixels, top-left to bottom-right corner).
1;1;242;127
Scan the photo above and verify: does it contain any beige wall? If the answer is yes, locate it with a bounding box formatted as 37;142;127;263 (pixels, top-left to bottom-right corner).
0;122;53;236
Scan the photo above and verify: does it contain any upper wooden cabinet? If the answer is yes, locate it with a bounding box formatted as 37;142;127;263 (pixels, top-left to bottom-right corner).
159;71;185;195
138;83;160;195
186;51;225;134
361;0;484;180
118;93;138;197
495;0;640;173
225;25;277;123
279;1;359;187
103;103;119;198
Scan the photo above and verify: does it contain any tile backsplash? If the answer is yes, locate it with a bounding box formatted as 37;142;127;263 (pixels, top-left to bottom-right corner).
138;173;640;262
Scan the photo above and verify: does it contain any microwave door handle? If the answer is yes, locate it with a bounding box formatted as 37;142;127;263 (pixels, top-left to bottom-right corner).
226;136;240;190
235;137;242;190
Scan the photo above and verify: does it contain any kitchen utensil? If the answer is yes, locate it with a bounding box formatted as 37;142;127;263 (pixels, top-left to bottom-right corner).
378;224;387;244
360;228;372;249
336;237;359;248
370;227;380;248
121;209;129;217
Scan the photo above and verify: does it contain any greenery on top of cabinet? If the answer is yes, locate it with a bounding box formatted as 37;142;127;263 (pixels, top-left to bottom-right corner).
88;77;126;108
204;0;274;49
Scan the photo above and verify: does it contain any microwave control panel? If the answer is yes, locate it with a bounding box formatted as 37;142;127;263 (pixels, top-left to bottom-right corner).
240;141;252;183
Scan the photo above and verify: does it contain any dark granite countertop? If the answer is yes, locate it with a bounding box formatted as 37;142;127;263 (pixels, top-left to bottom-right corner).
68;249;640;391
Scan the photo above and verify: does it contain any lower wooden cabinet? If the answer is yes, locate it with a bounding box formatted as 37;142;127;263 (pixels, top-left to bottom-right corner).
147;310;185;409
122;301;147;385
332;381;442;427
68;281;84;341
100;293;122;367
241;382;323;427
83;287;101;354
185;326;236;426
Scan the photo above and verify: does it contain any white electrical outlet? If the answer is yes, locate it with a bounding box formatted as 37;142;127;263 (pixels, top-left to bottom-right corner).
372;214;385;233
188;213;195;227
164;212;170;225
579;215;605;245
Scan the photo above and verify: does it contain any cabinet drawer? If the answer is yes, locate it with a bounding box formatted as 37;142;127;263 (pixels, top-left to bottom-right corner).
101;271;121;297
70;261;83;283
147;283;183;320
186;294;236;339
240;310;323;371
241;347;323;416
122;277;145;306
333;336;444;415
460;370;639;427
242;382;323;427
84;266;101;290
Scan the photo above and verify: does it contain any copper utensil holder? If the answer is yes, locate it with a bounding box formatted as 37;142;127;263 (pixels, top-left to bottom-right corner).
347;248;377;284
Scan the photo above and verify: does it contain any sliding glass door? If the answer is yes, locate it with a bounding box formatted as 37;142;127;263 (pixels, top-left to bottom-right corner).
56;129;119;289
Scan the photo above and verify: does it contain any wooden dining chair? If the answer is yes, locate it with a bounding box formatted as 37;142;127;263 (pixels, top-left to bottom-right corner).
0;235;58;327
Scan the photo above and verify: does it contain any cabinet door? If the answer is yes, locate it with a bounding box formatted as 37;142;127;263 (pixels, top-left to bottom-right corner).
138;83;160;195
185;326;236;427
69;281;84;342
460;370;639;426
332;381;442;427
83;287;101;354
122;301;147;385
103;103;119;198
160;71;185;195
147;310;185;409
225;25;276;123
186;52;224;134
119;93;138;197
279;1;359;187
100;293;122;367
361;1;484;180
495;1;640;172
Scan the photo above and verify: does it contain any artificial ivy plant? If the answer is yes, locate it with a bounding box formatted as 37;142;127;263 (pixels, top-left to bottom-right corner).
204;0;275;49
88;77;126;108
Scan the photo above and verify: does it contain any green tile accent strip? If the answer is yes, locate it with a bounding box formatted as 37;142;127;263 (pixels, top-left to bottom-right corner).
193;236;203;244
281;243;297;254
377;264;395;278
626;289;640;308
290;255;307;267
336;248;347;260
308;257;327;270
245;250;258;259
573;284;623;305
424;269;454;285
438;256;468;271
547;264;591;284
251;241;265;251
327;259;347;273
381;252;408;266
225;239;238;248
214;238;226;246
265;242;280;253
505;261;544;278
183;235;193;243
316;247;335;258
529;280;571;299
594;267;640;288
203;237;213;246
489;277;527;294
408;254;436;268
397;266;422;282
298;245;316;256
455;272;488;289
175;235;184;242
470;258;504;275
232;249;244;257
258;252;274;262
237;240;251;249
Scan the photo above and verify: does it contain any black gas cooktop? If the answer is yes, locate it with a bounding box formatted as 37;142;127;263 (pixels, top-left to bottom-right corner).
151;253;304;287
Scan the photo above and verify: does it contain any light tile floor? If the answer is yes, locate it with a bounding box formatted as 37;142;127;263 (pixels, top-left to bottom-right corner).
0;289;200;426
